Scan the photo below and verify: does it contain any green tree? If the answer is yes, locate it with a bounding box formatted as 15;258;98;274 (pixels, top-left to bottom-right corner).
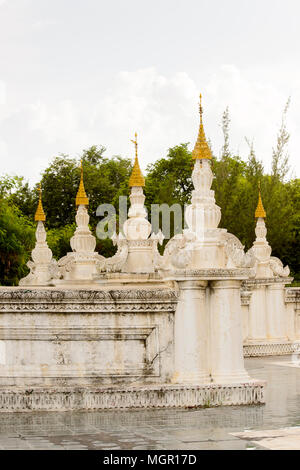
145;143;193;208
0;199;35;285
0;175;36;218
39;146;132;230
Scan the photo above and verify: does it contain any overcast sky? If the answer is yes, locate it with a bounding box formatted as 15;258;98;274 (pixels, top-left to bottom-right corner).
0;0;299;184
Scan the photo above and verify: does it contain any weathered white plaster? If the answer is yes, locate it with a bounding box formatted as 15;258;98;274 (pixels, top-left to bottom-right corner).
286;288;300;340
0;286;265;410
0;287;176;387
210;280;249;383
0;341;5;365
172;280;209;384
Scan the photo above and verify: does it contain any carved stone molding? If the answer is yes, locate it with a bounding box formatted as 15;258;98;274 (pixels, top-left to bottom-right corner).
0;288;178;301
285;287;300;304
0;288;178;313
164;268;252;279
0;326;155;342
244;341;300;357
0;382;265;411
240;290;252;305
244;277;293;288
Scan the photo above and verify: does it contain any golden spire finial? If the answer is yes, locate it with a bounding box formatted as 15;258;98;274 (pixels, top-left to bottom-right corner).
34;183;46;222
199;93;203;119
75;159;89;206
129;132;145;187
255;182;266;218
192;93;212;160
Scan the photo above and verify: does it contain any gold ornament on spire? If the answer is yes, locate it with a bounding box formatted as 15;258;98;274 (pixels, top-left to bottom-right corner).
255;183;266;218
192;93;212;160
129;132;145;187
75;160;89;206
34;183;46;222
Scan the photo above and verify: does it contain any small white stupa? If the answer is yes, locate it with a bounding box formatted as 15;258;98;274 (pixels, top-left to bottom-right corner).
157;95;254;385
159;95;254;273
243;186;292;350
56;161;105;283
19;184;57;286
98;133;163;275
250;185;290;278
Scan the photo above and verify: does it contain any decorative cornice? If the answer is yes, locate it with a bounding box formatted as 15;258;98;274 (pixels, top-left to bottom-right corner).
0;288;179;314
244;277;293;287
244;341;300;357
163;268;252;280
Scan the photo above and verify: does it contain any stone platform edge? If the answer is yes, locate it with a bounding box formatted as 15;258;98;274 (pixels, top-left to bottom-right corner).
244;341;300;357
0;381;266;412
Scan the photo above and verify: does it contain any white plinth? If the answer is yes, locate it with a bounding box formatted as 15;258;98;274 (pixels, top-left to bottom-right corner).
0;381;265;412
172;280;210;384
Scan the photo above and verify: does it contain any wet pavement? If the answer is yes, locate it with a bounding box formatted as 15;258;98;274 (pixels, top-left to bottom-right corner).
0;356;299;450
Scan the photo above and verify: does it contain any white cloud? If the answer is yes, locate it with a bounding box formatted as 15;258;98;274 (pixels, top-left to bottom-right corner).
0;80;6;106
98;68;199;167
0;66;299;183
32;19;58;31
203;65;299;175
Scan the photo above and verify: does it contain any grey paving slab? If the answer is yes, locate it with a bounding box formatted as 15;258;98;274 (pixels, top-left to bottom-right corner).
231;425;300;449
0;356;299;449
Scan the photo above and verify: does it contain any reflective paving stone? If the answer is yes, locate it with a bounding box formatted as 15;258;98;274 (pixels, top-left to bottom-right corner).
0;357;299;450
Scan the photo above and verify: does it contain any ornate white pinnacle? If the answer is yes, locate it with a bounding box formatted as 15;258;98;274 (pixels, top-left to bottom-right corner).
70;204;96;252
19;221;56;286
185;159;221;238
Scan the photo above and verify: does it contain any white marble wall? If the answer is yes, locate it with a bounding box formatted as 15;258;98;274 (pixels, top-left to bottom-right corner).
0;287;177;387
242;285;300;356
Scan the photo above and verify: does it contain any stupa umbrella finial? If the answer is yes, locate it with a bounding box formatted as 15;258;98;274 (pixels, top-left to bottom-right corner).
75;160;89;206
129;132;145;187
34;183;46;222
255;182;266;218
192;93;213;160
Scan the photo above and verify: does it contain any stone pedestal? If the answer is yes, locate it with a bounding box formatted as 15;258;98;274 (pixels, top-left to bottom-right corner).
172;280;209;384
123;240;157;274
98;184;163;275
210;280;249;383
